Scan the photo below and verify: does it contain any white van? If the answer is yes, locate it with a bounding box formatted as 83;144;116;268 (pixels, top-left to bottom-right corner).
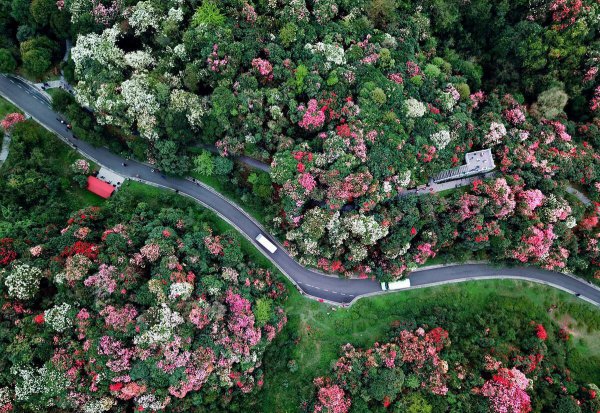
381;279;411;291
255;234;277;253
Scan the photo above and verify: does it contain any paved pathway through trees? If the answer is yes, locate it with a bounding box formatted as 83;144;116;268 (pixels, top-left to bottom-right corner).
1;73;599;306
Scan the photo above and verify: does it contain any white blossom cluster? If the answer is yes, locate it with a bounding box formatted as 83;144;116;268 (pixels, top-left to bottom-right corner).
384;241;411;259
430;129;452;149
485;122;507;146
167;7;184;23
326;211;347;247
134;304;184;347
0;387;11;408
348;243;368;262
72;26;125;75
82;397;115;413
396;170;412;188
124;50;156;72
13;365;68;403
405;98;426;118
45;303;73;333
121;74;160;140
4;264;42;300
173;44;187;60
305;42;346;67
439;91;456;111
135;393;170;411
343;214;389;245
128;1;162;36
170;89;207;129
90;83;127;127
81;397;115;413
168;282;193;301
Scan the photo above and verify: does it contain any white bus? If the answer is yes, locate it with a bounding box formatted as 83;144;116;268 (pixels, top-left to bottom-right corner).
381;279;411;291
256;234;278;253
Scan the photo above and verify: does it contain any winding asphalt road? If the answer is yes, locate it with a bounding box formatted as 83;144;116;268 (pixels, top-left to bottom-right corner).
1;73;600;307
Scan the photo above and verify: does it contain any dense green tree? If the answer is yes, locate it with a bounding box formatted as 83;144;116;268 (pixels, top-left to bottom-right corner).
193;150;214;176
0;48;16;72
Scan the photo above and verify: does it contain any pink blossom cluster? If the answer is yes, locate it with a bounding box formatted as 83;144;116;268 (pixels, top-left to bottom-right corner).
299;173;317;192
207;44;229;73
361;53;379;65
513;224;556;262
457;193;485;221
480;367;532;413
406;61;421;77
251;58;273;81
298;99;326;130
583;66;598;82
543;120;571;142
388;73;404;84
100;305;138;332
504;108;526;125
0;113;25;131
90;0;121;26
518;189;545;216
549;0;583;30
470;91;486;109
225;290;262;352
414;242;436;264
591;86;600;112
203;232;223;255
325;171;372;210
313;382;351;413
140;243;160;262
242;3;257;24
477;178;516;219
71;159;90;175
84;263;118;294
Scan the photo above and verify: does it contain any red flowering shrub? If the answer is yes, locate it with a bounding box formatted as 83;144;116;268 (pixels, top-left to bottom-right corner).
535;324;548;341
0;239;17;266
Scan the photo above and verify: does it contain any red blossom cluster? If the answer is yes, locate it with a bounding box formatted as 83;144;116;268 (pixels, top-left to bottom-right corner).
0;238;17;266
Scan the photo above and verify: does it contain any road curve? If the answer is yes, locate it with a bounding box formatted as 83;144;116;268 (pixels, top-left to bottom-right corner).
1;73;599;307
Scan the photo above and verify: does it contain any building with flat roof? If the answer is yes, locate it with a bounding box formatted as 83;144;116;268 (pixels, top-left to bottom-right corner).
431;149;495;183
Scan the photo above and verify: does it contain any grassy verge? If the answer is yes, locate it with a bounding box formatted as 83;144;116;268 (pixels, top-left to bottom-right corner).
0;96;20;118
190;171;270;226
258;279;600;412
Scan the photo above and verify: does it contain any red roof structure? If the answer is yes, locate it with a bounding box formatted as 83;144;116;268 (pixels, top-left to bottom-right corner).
87;176;115;199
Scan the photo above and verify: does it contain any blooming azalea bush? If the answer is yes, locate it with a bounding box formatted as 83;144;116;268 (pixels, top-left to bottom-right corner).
0;113;25;131
0;205;287;411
